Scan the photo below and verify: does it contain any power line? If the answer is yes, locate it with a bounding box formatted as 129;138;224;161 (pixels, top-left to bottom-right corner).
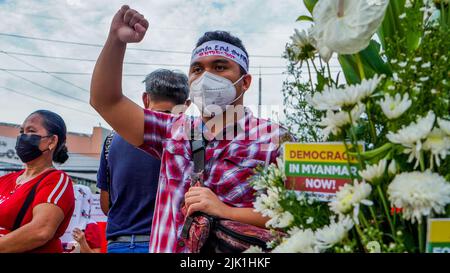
0;50;89;93
0;68;341;77
0;86;97;117
0;50;289;69
0;10;292;37
0;68;94;75
0;32;283;58
0;33;189;53
1;68;329;77
0;69;89;104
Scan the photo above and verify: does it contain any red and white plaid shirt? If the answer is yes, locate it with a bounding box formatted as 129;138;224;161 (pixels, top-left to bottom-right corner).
139;107;290;253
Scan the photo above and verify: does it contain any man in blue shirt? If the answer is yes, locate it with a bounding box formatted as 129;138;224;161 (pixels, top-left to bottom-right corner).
97;69;190;253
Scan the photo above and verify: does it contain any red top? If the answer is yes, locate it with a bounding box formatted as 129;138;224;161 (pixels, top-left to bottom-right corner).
0;169;75;253
84;222;102;250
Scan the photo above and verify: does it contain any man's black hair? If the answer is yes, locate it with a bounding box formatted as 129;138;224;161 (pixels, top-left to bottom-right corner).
143;69;189;105
195;30;249;75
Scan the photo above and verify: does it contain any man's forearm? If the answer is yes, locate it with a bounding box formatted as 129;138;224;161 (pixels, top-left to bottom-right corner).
90;35;127;110
100;190;110;216
223;207;269;229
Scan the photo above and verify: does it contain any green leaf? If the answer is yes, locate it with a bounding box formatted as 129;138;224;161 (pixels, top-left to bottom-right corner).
338;40;391;85
405;27;422;52
303;0;318;15
359;40;392;76
296;15;313;22
377;0;406;50
316;71;326;92
338;55;361;84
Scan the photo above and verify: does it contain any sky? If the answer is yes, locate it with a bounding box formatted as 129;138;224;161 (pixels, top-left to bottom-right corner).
0;0;312;134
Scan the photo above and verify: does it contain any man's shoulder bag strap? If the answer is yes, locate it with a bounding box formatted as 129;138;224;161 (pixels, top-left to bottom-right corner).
103;131;115;209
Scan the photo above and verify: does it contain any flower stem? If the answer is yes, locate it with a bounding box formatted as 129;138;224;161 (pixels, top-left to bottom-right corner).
305;60;315;93
348;143;393;159
418;218;425;253
326;61;334;87
365;101;378;145
369;206;380;230
359;210;370;229
318;54;323;69
354;221;365;238
343;139;357;181
337;0;345;17
347;111;364;170
355;53;366;81
419;150;425;172
310;59;321;78
377;185;396;238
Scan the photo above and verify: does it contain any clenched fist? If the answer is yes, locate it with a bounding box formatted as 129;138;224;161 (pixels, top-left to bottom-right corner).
109;5;149;44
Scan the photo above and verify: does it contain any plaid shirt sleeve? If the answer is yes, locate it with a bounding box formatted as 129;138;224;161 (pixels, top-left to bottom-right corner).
139;109;175;159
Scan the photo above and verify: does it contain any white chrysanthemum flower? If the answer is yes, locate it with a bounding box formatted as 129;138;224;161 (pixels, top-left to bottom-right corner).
253;187;280;217
308;75;382;110
358;159;387;183
319;104;366;140
252;161;285;191
340;75;383;105
290;28;316;60
315;216;354;252
272;228;317;253
386;111;436;168
438;118;450;135
252;176;268;192
254;187;293;229
311;0;389;61
329;180;373;223
387;171;450;223
291;28;314;50
377;93;412;120
319;111;349;139
276;157;285;173
244;246;264;253
423;128;450;168
266;211;294;229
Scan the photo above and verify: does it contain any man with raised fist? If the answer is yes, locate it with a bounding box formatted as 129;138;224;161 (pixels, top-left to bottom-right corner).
90;5;291;253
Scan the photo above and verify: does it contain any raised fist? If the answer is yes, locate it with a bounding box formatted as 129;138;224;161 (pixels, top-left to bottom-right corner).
109;5;149;44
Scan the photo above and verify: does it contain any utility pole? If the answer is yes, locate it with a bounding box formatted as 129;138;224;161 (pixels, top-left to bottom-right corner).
258;67;262;118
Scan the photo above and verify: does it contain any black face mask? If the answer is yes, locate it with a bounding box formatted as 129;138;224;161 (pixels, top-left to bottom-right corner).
15;134;51;163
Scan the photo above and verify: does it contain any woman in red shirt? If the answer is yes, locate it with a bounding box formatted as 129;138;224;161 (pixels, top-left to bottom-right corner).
0;110;75;253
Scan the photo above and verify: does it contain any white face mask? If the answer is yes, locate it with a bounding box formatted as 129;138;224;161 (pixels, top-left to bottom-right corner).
190;71;245;117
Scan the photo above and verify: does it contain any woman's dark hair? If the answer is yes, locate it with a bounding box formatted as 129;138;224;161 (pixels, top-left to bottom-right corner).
195;30;249;75
30;110;69;164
